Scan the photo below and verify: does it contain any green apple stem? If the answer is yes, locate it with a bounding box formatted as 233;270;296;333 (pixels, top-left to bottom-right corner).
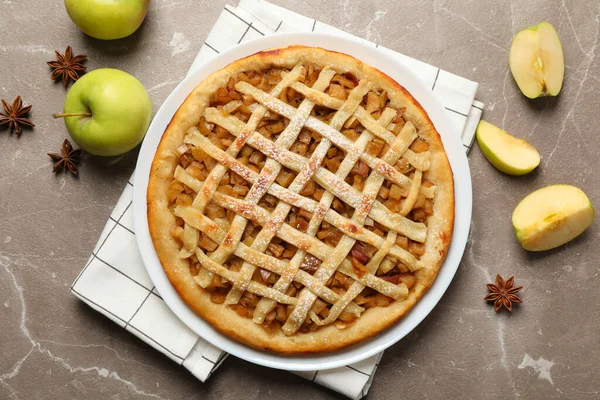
52;112;92;118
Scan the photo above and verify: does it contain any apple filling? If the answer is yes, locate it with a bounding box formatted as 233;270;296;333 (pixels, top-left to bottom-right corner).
166;65;435;333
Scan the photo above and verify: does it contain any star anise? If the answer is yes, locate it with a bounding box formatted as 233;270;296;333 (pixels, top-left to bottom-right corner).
485;274;523;312
48;139;82;176
0;96;35;135
47;46;87;88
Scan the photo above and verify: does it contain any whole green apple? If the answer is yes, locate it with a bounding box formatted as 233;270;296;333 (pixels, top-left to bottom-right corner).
64;0;150;40
55;69;152;156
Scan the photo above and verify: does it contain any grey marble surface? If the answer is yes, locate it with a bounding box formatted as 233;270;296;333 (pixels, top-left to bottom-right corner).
1;1;599;399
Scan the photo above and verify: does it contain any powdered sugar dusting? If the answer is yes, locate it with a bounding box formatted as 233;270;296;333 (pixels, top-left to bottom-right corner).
174;61;432;334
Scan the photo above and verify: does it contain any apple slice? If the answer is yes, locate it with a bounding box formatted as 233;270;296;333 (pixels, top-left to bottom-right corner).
513;185;595;251
509;22;565;98
476;120;540;175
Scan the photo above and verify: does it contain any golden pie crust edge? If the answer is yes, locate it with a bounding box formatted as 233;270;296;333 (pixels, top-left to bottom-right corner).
147;46;455;354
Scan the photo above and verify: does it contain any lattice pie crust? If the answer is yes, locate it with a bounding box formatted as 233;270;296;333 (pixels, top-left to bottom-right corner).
148;46;454;353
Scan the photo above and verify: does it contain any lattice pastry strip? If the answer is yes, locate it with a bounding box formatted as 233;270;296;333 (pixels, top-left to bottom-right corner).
401;170;423;216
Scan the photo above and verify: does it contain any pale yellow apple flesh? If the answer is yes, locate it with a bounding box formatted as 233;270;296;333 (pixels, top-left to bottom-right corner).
513;185;595;251
476;120;540;175
509;22;564;98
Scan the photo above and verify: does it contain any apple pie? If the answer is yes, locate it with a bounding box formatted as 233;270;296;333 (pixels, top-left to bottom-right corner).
147;46;454;353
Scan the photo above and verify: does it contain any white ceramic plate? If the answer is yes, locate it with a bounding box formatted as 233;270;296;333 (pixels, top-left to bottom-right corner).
133;32;472;371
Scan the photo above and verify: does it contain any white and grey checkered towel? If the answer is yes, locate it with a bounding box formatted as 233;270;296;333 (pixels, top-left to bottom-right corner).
71;1;484;398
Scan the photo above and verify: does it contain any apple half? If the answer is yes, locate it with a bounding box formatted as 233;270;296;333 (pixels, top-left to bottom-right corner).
476;120;540;175
509;22;565;98
513;185;595;251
